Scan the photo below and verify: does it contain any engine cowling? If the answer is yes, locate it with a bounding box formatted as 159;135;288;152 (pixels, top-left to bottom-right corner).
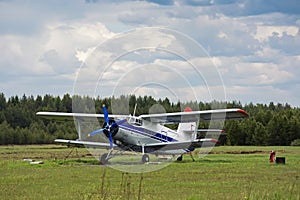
102;119;119;138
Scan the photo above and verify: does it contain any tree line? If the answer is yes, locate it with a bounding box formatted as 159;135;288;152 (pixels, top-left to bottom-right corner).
0;93;299;146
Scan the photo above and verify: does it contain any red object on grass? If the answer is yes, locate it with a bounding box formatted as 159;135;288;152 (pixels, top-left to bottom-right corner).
270;151;276;163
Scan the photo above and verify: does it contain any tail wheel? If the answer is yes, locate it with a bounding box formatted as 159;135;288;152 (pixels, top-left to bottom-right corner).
177;155;183;161
142;154;150;163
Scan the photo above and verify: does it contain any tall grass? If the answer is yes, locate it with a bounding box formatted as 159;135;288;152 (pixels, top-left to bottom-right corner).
0;145;299;199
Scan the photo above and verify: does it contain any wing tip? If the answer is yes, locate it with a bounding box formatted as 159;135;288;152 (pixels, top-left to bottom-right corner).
184;107;193;112
237;109;249;117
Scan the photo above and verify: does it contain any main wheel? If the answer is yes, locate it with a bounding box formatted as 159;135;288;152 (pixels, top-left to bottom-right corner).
142;154;150;163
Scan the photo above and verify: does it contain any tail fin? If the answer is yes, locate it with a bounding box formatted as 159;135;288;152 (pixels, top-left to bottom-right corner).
177;107;197;140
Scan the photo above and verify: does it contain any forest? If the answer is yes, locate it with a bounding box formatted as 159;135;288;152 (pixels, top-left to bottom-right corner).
0;92;299;146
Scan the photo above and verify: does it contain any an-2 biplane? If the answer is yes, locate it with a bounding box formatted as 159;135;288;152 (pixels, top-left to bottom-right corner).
37;105;248;164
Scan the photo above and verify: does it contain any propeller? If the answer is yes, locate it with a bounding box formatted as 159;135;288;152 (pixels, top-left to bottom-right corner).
102;104;113;149
89;104;119;150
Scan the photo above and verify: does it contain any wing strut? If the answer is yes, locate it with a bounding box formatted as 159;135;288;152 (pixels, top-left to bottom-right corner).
77;119;82;141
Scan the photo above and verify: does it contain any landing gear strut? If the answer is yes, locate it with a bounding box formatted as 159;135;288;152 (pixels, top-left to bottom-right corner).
189;152;195;162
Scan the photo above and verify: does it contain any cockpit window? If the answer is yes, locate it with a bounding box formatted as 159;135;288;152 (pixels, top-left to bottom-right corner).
127;116;142;126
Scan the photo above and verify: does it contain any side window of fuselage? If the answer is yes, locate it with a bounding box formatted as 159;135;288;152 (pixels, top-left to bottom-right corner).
135;118;142;126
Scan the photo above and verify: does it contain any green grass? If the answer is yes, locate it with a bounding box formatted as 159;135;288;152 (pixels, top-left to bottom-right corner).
0;145;299;199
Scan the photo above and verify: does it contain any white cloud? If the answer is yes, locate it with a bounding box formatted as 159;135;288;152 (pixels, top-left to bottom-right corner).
254;25;299;42
217;31;228;39
43;22;114;70
1;0;300;107
75;47;96;63
234;62;293;85
225;84;300;106
0;35;54;75
0;16;115;96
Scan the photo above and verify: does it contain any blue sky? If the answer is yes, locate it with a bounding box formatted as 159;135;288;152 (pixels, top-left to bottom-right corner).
1;0;300;106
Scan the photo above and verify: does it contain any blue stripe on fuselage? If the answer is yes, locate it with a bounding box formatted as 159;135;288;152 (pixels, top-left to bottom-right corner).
154;133;176;142
119;122;178;143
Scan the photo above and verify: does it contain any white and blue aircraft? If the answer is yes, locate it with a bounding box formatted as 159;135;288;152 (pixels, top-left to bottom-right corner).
37;105;248;164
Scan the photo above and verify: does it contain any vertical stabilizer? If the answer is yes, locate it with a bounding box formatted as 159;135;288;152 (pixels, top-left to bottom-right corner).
177;107;198;141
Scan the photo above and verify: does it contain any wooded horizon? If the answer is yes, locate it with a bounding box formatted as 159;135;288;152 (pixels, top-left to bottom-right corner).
0;93;299;146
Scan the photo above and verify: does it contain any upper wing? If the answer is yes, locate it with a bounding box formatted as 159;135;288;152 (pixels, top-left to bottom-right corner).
139;108;248;123
37;108;248;123
36;111;127;121
183;129;226;134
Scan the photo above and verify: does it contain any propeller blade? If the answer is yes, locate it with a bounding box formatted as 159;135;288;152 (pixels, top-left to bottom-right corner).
102;104;109;124
116;119;127;125
88;128;105;137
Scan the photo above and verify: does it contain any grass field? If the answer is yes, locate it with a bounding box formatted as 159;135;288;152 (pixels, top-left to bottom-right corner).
0;145;299;200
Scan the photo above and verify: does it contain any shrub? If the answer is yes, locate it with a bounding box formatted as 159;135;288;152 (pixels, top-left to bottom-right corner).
291;139;300;146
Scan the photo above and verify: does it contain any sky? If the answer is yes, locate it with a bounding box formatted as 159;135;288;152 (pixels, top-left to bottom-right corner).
1;0;300;107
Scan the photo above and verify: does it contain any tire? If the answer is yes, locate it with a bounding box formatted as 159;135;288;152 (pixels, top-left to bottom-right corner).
142;154;150;163
177;155;183;161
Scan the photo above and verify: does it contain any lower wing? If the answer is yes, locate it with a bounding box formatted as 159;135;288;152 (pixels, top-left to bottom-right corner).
144;138;219;151
54;139;119;149
54;138;218;153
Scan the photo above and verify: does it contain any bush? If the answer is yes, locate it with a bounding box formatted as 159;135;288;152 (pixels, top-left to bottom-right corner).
291;139;300;146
